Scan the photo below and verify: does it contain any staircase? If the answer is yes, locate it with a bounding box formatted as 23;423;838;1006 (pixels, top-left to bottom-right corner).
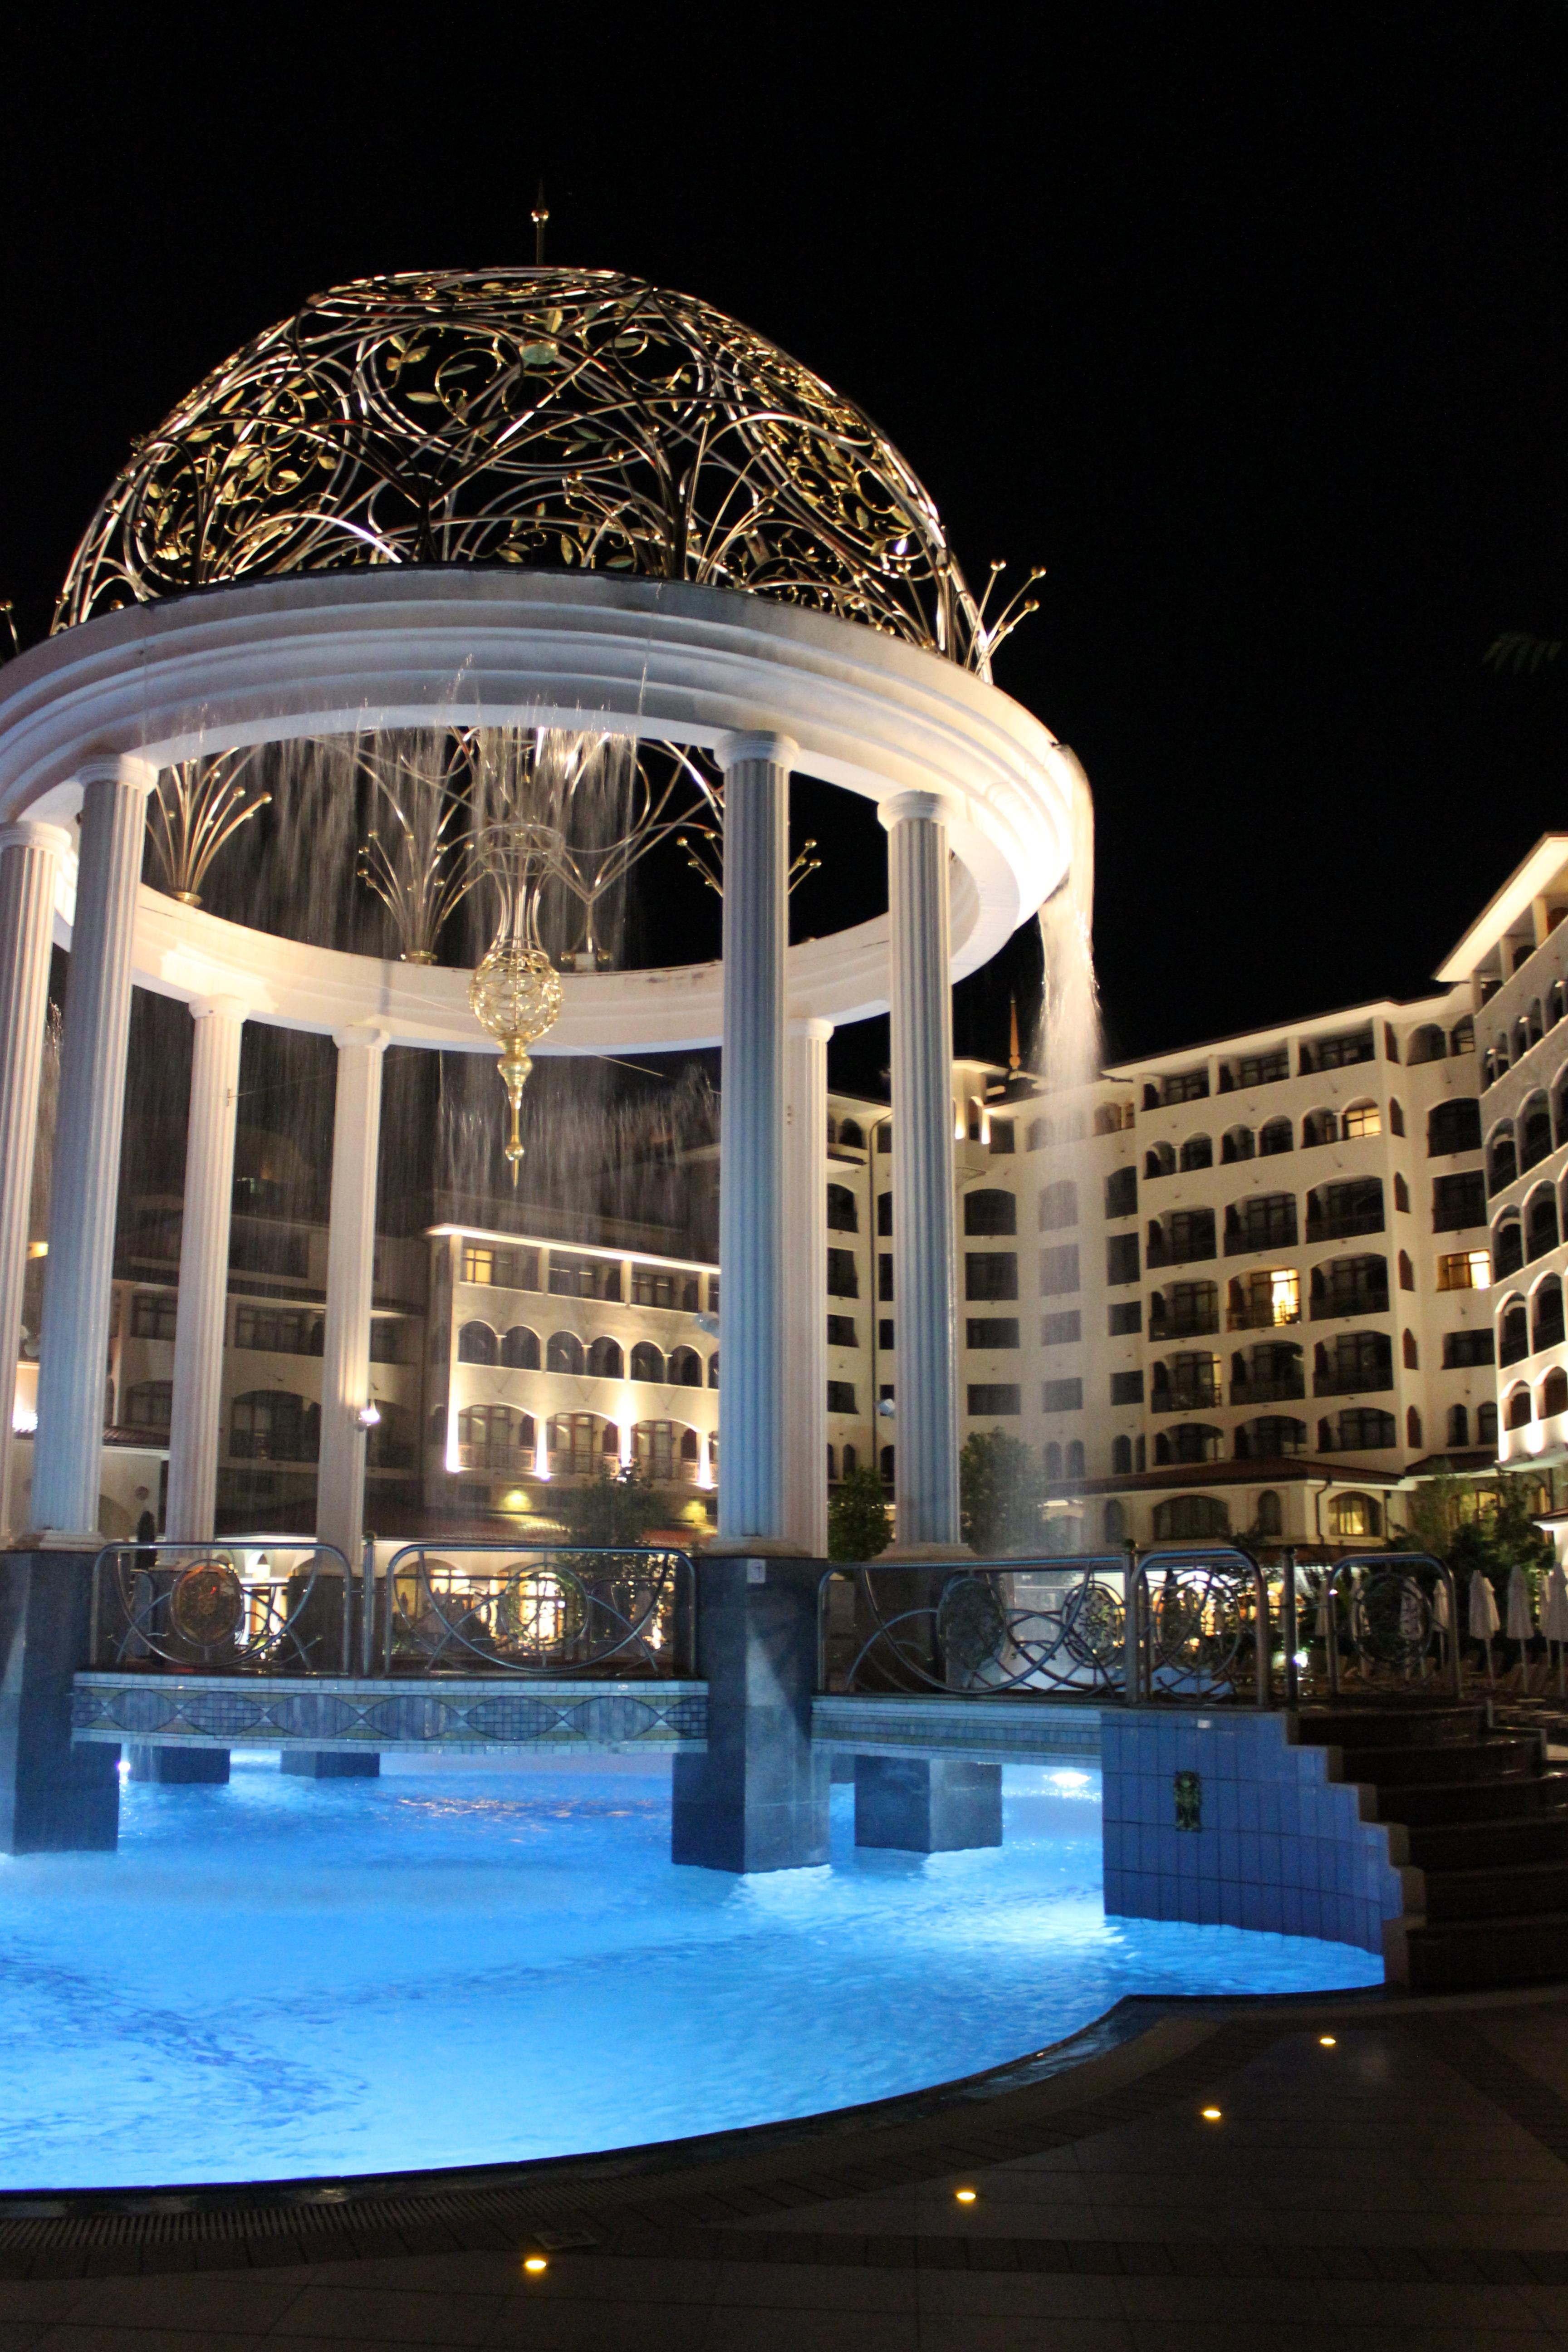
1298;1703;1568;1991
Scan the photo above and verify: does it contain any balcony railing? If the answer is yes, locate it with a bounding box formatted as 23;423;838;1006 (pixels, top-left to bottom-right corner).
1146;1233;1216;1268
1229;1375;1306;1405
1225;1223;1298;1257
1308;1289;1389;1322
1227;1302;1302;1331
1152;1308;1221;1338
1313;1368;1395;1397
1305;1208;1385;1242
1149;1386;1222;1414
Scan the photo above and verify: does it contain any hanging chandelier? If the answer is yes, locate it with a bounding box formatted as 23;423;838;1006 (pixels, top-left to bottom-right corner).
467;818;563;1183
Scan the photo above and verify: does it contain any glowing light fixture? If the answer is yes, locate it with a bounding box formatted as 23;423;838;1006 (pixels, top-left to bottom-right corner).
954;2189;977;2204
1319;2035;1337;2048
355;1402;381;1430
1200;2107;1222;2122
523;2254;548;2274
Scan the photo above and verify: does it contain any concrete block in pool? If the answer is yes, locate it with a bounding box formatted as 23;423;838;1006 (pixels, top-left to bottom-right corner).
281;1749;381;1778
854;1756;1003;1852
671;1557;828;1873
0;1551;119;1852
129;1744;230;1784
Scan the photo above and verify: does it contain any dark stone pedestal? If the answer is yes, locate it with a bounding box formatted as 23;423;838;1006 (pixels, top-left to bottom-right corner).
854;1756;1003;1852
281;1749;381;1778
128;1744;230;1784
671;1557;828;1873
0;1551;119;1852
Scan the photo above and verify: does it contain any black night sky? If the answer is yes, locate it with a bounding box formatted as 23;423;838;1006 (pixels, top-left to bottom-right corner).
5;6;1568;1097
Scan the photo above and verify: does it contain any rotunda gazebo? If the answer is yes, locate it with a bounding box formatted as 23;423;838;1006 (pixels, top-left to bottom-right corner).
0;266;1075;1600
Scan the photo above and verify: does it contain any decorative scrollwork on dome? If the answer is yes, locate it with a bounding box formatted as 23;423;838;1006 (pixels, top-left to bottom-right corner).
54;268;1037;675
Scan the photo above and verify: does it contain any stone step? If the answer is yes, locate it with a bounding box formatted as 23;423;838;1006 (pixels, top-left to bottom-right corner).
1297;1706;1485;1749
1370;1772;1568;1829
1398;1909;1568;1994
1405;1812;1568;1872
1339;1737;1538;1787
1423;1858;1568;1922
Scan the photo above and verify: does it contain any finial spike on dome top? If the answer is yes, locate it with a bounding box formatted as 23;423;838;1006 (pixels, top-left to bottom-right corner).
53;268;1026;676
531;181;549;265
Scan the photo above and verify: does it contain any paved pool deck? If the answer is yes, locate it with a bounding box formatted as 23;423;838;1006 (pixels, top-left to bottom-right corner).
8;1981;1568;2347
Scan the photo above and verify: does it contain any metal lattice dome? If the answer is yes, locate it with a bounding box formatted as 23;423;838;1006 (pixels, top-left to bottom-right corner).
55;267;1028;672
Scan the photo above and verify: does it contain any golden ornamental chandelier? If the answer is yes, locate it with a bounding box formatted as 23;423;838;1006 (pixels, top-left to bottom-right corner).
467;818;563;1182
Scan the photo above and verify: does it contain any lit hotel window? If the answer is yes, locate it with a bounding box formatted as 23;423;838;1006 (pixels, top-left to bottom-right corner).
1437;1250;1492;1292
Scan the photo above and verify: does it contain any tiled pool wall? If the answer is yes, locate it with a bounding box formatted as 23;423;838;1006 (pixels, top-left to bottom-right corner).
1101;1710;1405;1955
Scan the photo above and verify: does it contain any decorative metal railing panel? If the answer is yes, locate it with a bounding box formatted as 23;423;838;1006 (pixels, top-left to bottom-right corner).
820;1556;1131;1700
90;1541;353;1675
1271;1552;1462;1706
382;1543;694;1678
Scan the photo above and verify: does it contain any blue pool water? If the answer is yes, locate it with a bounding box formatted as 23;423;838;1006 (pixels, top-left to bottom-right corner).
0;1755;1379;2189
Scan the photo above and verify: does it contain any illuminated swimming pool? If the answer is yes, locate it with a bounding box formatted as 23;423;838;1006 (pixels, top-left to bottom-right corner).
0;1755;1379;2189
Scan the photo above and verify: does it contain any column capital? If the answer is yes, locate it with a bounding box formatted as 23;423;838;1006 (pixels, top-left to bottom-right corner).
75;752;156;796
712;730;799;774
0;820;72;859
788;1015;835;1043
332;1021;391;1054
877;787;965;833
188;992;253;1025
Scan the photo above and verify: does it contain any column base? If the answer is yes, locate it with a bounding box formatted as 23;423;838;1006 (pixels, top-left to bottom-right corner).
280;1749;381;1778
876;1540;975;1562
23;1529;106;1553
671;1556;828;1872
0;1550;119;1852
854;1757;1002;1852
128;1745;230;1784
704;1534;811;1558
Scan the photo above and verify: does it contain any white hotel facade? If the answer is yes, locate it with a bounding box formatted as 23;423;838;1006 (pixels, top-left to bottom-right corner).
13;836;1568;1555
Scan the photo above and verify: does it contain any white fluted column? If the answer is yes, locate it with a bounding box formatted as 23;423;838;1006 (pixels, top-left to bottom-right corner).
783;1016;833;1556
164;998;246;1542
315;1024;387;1564
0;821;71;1540
879;789;964;1555
710;730;802;1554
31;758;154;1544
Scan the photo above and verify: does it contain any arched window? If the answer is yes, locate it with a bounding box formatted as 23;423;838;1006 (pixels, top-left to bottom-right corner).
1389;1098;1405;1136
1066;1439;1085;1478
1556;1071;1568;1148
632;1420;677;1482
1500;1296;1529;1366
1155;1422;1222;1466
500;1324;540;1369
1303;1108;1338;1148
1179;1134;1213;1171
839;1118;864;1150
1478;1400;1499;1446
826;1183;858;1232
1104;1498;1127;1542
708;1352;720;1387
1399;1250;1415;1290
1544;1368;1568;1418
457;1319;498;1365
587;1336;624;1379
1329;1492;1382;1539
1506;1384;1534;1430
124;1380;172;1431
1534;1276;1565;1352
1225;1192;1297;1251
1551;985;1566;1032
1221;1126;1255;1163
1145;1142;1176;1180
1342;1100;1382;1139
1521;1093;1553;1171
1112;1435;1133;1474
842;1443;858;1475
826;1444;838;1482
668;1345;702;1387
1406;1405;1423;1449
1255;1489;1283;1536
1032;1185;1071;1233
1259;1117;1293;1156
1234;1416;1308;1458
1528;1184;1560;1259
1152;1494;1230;1540
1321;1407;1397;1450
1447;1404;1470;1447
680;1426;701;1469
1494;1215;1525;1278
230;1390;318;1462
1452;1016;1475;1057
1044;1441;1063;1480
1408;1024;1447;1064
1488;1122;1519;1195
1402;1328;1419;1369
546;1329;585;1376
630;1341;666;1383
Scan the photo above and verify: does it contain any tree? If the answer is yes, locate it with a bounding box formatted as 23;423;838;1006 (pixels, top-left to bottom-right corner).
960;1429;1044;1554
828;1464;892;1561
1396;1465;1554;1605
552;1467;669;1547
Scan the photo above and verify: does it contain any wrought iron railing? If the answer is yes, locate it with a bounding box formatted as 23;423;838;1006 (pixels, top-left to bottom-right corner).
1125;1546;1272;1707
1271;1551;1462;1706
819;1554;1130;1700
89;1540;353;1674
380;1542;695;1678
